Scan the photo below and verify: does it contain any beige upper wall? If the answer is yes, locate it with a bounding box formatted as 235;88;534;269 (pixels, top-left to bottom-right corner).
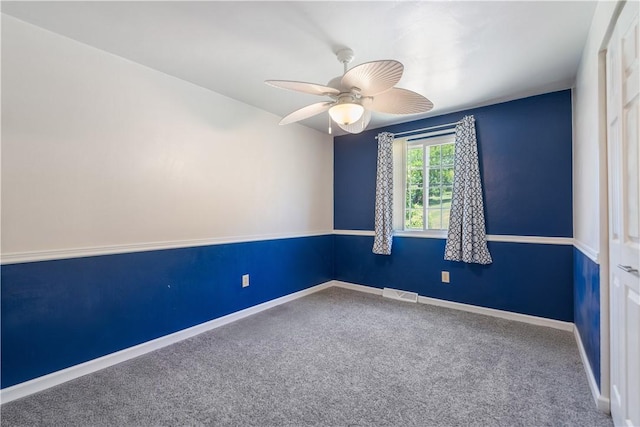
1;15;333;255
7;0;618;259
573;0;620;261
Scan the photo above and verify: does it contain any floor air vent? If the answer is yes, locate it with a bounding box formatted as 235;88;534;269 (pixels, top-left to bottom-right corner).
382;288;418;303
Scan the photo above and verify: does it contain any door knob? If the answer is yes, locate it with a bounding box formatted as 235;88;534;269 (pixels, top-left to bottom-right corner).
617;264;639;274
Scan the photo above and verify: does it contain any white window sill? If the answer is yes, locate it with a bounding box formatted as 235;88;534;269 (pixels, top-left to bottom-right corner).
394;230;448;239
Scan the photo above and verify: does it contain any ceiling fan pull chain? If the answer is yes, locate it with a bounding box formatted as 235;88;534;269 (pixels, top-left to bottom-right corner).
328;115;332;134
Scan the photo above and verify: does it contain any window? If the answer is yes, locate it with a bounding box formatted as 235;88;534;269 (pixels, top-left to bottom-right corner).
393;132;455;232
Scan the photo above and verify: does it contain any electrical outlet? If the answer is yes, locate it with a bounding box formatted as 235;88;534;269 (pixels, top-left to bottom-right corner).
441;271;450;283
242;274;250;288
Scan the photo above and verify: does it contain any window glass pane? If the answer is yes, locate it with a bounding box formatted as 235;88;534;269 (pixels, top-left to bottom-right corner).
428;168;441;186
442;186;453;208
407;146;423;168
408;169;423;187
442;143;455;166
427;209;442;229
408;188;423;208
442;208;451;229
442;167;454;186
404;139;455;232
428;187;442;207
428;145;441;167
407;209;424;229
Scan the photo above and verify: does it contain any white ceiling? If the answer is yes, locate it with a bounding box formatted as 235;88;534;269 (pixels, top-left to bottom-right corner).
1;1;596;134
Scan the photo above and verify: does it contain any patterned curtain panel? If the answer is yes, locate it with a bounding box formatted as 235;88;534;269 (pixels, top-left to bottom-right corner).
373;132;394;255
444;116;493;264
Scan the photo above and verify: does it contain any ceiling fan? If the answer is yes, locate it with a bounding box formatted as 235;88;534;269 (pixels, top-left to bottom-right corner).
265;48;434;134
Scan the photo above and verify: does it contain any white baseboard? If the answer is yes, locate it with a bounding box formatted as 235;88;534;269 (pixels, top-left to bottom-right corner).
0;281;333;404
332;280;383;296
574;327;611;413
333;281;573;331
418;295;574;331
0;279;589;406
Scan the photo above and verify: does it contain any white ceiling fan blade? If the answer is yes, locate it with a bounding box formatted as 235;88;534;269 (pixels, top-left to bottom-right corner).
337;109;372;134
279;102;333;125
265;80;340;96
369;88;434;115
341;60;404;96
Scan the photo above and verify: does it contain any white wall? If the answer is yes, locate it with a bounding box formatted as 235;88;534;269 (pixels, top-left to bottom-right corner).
573;0;623;406
1;15;333;256
573;0;619;259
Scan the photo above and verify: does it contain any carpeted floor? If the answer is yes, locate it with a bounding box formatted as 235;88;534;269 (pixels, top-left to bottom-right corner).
1;287;612;426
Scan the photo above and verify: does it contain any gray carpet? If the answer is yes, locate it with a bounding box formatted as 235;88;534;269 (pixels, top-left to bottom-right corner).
1;287;612;426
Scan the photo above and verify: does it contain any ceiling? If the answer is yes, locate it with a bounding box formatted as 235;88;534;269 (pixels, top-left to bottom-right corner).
1;1;596;135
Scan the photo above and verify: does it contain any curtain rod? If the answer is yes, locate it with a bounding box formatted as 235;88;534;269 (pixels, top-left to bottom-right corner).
393;121;461;137
376;121;461;139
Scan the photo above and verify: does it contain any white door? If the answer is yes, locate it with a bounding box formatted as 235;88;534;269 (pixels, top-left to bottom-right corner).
607;1;640;426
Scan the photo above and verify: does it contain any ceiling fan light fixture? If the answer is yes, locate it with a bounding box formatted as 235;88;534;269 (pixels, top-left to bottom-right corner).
338;109;372;134
328;101;364;126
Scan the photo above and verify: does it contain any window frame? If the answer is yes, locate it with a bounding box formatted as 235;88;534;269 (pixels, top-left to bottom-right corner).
393;129;455;237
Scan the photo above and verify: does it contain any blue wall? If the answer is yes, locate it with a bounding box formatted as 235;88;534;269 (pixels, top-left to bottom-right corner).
334;90;574;320
1;235;333;388
335;236;574;321
1;90;578;390
574;247;601;388
335;90;573;236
